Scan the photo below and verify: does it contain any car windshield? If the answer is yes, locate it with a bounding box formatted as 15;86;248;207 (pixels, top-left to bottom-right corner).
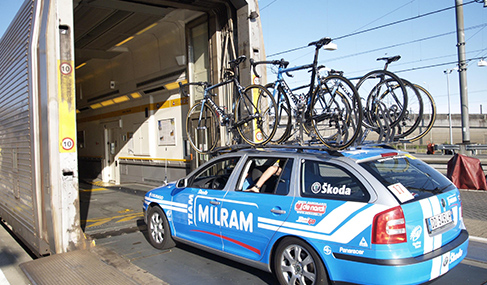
359;154;456;202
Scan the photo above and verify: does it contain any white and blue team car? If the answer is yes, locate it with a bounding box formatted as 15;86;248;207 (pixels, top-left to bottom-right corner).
143;145;468;285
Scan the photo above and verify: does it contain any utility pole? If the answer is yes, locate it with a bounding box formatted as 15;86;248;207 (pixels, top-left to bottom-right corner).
455;0;470;149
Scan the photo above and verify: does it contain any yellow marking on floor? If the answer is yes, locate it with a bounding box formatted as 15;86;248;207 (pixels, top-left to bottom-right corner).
80;187;108;192
83;212;144;227
86;218;112;228
117;209;134;214
116;213;143;223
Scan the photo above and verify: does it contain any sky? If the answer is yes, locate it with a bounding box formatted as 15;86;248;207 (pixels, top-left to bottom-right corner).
1;0;486;115
0;1;22;39
258;0;487;115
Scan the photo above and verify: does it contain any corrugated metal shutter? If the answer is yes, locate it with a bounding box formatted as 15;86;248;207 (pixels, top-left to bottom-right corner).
0;0;38;248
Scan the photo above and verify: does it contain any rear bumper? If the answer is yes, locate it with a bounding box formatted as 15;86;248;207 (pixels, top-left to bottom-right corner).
335;229;468;266
331;230;469;284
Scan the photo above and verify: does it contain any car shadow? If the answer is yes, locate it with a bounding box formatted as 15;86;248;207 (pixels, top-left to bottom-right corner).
139;227;277;284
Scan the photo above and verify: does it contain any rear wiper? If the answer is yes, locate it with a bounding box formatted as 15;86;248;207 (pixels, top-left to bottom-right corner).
432;185;449;194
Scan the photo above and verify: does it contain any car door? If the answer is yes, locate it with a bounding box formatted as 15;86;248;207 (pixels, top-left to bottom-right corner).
220;157;295;261
283;159;374;255
172;156;240;251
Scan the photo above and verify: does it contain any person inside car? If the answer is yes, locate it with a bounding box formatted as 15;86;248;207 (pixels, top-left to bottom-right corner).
244;159;282;193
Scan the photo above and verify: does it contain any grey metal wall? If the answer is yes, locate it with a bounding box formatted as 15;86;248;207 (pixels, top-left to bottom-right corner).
0;0;47;254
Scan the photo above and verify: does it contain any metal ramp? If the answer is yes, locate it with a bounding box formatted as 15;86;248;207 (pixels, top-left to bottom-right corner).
19;247;164;285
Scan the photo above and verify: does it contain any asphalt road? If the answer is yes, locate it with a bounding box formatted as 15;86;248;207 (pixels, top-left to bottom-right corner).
79;181;487;284
95;230;487;285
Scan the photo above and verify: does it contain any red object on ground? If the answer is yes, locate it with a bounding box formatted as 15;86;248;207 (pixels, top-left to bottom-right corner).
447;154;487;190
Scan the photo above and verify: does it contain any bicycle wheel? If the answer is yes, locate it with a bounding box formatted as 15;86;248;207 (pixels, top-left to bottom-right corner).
393;79;423;140
356;70;408;129
235;84;278;145
265;83;292;143
311;75;363;150
406;84;436;142
186;101;219;154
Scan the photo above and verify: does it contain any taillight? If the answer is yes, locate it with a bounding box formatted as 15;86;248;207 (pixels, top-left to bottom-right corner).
372;206;407;244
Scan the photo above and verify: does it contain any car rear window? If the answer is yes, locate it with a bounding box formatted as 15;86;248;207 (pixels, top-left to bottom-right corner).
359;154;456;202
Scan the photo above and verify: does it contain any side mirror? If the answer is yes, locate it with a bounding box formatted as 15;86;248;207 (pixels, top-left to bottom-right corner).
176;178;187;188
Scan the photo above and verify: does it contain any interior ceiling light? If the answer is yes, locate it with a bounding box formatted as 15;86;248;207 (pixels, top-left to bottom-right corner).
115;36;134;47
75;62;87;69
101;99;115;107
113;95;130;103
136;23;158;35
130;92;142;99
165;79;188;91
90;103;103;109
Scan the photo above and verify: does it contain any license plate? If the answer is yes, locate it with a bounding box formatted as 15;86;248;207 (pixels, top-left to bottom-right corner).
427;210;453;233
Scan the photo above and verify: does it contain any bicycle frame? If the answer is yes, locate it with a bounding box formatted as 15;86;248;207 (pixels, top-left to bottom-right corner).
270;43;328;115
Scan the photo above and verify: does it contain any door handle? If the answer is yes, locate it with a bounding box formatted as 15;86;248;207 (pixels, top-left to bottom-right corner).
210;200;220;205
271;209;286;214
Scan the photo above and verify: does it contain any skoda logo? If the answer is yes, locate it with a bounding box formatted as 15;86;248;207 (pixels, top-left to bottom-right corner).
443;255;449;267
441;198;446;208
311;182;322;194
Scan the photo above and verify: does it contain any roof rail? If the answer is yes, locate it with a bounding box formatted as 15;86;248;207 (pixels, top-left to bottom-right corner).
209;144;343;157
351;143;398;150
210;144;255;156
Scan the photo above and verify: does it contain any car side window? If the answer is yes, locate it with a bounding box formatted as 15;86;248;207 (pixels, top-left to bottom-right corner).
237;157;293;195
188;157;240;190
301;160;369;202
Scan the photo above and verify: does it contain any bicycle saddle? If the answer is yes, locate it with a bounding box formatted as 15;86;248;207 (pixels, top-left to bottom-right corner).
229;55;247;68
377;55;401;64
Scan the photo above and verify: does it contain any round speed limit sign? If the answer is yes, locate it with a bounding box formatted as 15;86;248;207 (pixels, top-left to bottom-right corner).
60;62;72;75
62;137;74;150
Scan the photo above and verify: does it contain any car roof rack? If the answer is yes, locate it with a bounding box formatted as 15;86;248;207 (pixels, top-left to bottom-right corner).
350;143;398;150
210;144;343;157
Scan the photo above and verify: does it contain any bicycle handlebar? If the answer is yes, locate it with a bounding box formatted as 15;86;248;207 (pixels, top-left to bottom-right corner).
178;81;209;97
249;58;291;78
317;65;344;76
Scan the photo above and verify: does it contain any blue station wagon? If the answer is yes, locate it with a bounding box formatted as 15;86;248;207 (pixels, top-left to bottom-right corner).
143;145;468;284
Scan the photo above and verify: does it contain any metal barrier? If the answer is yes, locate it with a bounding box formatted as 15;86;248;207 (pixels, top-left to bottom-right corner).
437;144;487;154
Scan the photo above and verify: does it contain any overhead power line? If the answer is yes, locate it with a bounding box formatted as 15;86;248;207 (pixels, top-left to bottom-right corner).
324;23;487;64
260;0;279;11
350;0;416;33
268;0;477;58
395;56;486;73
333;0;476;41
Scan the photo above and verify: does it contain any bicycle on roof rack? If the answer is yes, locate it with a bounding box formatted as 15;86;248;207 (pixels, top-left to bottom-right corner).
250;37;363;150
376;56;436;143
351;55;409;143
179;55;278;154
350;55;436;144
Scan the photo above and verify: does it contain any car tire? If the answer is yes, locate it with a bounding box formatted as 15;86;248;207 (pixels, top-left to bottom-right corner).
147;206;175;250
274;237;329;285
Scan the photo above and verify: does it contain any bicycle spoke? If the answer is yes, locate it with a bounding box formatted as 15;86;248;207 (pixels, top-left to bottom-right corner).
186;102;219;154
266;83;292;143
235;85;277;145
311;75;362;149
